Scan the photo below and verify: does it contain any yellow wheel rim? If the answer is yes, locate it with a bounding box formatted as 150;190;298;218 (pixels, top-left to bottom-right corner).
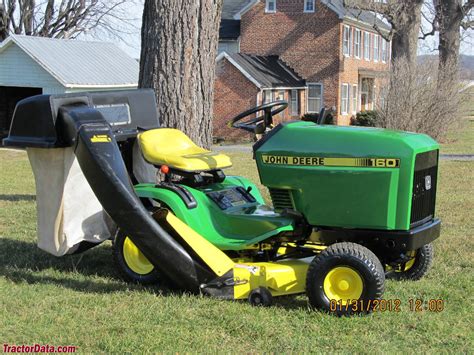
403;257;416;271
123;237;154;275
396;251;416;272
323;266;364;305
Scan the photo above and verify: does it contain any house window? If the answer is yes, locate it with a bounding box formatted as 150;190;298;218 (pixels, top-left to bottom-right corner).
360;78;374;111
352;84;358;114
343;25;351;57
264;90;273;103
382;39;388;62
304;0;315;12
354;29;361;58
374;34;380;62
341;84;349;115
276;90;285;117
290;90;299;116
348;85;351;113
364;31;370;60
308;84;323;113
277;90;285;101
265;0;276;13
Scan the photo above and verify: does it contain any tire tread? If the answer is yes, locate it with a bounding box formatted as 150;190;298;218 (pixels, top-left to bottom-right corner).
306;242;385;314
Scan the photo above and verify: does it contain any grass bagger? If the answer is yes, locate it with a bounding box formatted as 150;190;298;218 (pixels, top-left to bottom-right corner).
3;89;440;315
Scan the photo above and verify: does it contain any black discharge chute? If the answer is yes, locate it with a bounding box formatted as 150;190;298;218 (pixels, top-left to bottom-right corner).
3;90;216;291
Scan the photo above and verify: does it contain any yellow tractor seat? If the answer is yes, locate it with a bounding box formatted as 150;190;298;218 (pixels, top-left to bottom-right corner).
138;128;232;172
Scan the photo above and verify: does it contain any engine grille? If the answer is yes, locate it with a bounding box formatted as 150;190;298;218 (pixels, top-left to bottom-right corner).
269;188;294;212
410;150;438;227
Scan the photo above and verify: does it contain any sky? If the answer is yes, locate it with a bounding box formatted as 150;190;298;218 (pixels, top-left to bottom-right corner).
98;2;473;60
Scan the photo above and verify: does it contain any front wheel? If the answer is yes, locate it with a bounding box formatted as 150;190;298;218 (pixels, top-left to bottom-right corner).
306;242;385;315
386;243;434;281
112;230;161;285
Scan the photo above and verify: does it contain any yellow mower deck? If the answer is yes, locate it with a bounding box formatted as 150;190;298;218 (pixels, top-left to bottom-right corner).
157;211;312;300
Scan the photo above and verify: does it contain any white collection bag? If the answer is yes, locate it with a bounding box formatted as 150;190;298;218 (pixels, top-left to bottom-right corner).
27;141;156;256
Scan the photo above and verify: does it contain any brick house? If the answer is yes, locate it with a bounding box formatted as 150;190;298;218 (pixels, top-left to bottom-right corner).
214;0;391;139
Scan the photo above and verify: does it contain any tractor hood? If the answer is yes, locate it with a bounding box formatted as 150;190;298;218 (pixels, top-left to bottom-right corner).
254;121;439;158
254;121;439;231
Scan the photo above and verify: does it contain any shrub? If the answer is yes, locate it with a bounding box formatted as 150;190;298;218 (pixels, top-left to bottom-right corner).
301;113;319;122
351;111;378;127
375;58;467;140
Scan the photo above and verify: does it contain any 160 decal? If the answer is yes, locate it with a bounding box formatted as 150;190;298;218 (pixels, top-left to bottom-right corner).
261;155;400;168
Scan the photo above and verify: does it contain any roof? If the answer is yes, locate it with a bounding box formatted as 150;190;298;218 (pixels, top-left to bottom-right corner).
0;35;138;88
222;0;252;19
220;19;241;40
218;53;306;89
322;0;391;32
223;0;391;32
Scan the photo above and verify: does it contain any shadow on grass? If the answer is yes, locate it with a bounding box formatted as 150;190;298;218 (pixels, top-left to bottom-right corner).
0;237;309;310
0;237;172;295
0;194;36;202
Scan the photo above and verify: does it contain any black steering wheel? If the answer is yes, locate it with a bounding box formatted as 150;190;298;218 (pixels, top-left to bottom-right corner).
227;101;288;134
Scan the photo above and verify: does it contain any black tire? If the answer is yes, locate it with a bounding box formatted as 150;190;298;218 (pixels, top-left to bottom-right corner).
306;242;385;315
248;287;273;307
387;243;434;281
112;229;161;285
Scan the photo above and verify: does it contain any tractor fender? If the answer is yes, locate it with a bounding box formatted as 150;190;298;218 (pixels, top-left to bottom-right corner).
134;185;196;225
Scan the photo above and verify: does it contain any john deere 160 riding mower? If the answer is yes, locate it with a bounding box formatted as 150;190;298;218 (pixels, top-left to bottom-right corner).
4;90;440;315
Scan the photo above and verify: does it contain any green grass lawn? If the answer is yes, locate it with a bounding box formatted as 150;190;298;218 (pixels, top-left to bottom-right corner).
0;147;473;353
441;118;474;155
440;90;474;154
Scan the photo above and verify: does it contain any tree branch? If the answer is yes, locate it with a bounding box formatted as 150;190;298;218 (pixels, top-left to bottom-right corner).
419;2;438;40
461;19;474;29
39;0;54;35
462;0;474;13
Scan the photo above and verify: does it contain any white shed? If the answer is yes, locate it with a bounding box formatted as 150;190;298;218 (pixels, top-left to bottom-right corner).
0;34;139;136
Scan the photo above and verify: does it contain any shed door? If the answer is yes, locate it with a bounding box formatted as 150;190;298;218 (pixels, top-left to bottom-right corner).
0;86;43;139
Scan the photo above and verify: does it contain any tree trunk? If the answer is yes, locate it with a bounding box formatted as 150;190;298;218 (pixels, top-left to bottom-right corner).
0;4;7;41
391;1;423;64
435;0;463;70
390;0;424;65
139;0;223;149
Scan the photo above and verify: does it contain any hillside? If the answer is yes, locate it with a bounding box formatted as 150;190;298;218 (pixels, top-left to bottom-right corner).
418;54;474;79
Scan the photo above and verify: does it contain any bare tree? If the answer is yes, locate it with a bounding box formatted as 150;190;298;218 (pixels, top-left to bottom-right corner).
424;0;474;70
0;0;139;42
376;58;466;140
139;0;223;149
343;0;424;65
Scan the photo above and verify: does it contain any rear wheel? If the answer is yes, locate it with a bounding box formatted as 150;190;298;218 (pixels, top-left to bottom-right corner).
386;243;434;281
112;230;160;285
306;242;385;315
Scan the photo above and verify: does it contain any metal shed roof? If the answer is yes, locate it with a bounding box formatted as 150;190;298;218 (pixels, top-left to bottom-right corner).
0;35;139;88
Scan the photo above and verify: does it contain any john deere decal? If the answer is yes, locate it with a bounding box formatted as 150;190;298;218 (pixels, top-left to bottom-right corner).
90;135;112;143
261;155;400;168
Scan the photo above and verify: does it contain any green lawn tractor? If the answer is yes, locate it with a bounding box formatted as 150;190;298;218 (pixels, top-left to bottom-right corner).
4;90;440;315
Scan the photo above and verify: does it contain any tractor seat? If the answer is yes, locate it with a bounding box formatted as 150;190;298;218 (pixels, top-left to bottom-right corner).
138;128;232;172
